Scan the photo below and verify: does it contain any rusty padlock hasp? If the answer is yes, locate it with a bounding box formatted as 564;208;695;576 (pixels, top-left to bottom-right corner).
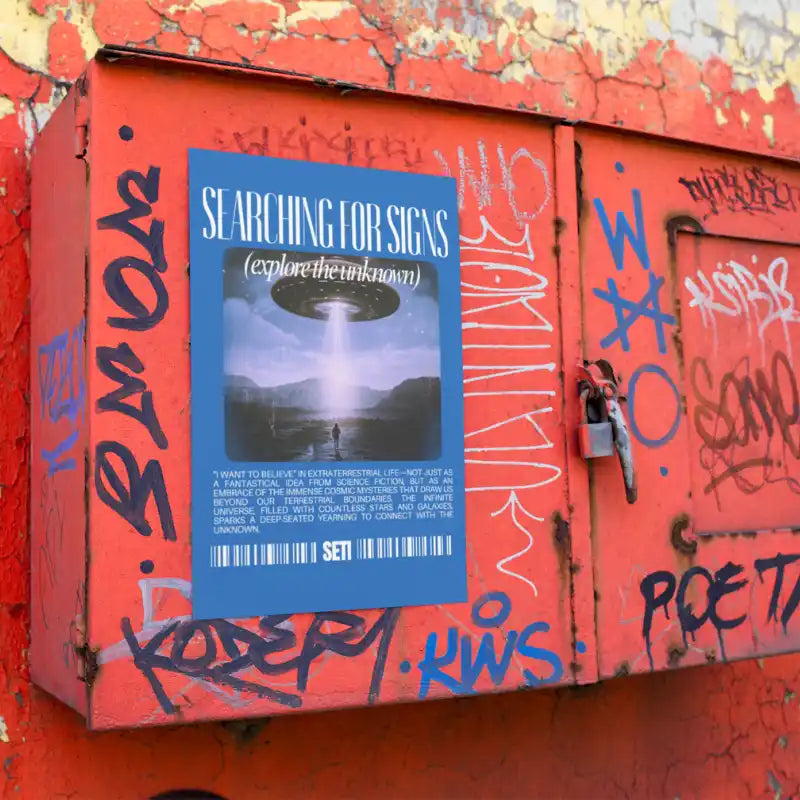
578;385;615;459
577;361;638;503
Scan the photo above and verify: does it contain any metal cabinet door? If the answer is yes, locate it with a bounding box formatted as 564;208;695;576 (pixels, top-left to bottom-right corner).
82;53;596;728
575;126;800;676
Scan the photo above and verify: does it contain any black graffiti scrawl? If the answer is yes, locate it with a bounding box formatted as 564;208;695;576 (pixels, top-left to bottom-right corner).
122;607;400;713
640;553;800;668
94;126;175;556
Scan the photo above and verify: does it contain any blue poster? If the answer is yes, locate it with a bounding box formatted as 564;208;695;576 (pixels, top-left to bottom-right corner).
189;149;466;619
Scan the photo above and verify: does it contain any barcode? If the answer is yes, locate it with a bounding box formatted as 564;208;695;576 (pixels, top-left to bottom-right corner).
210;542;318;568
355;535;452;560
209;535;453;568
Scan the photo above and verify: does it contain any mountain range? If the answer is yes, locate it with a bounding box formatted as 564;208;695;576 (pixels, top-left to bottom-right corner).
226;374;439;411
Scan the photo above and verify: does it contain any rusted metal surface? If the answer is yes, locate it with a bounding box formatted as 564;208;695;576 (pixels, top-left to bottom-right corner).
576;126;800;676
31;54;586;730
33;49;800;733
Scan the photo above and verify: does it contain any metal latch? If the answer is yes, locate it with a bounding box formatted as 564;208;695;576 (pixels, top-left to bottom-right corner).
578;360;638;504
578;384;614;458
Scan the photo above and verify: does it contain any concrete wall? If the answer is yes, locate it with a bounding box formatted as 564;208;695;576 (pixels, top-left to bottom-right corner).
3;1;800;797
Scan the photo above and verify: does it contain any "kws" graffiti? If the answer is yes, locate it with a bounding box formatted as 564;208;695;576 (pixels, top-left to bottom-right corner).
407;591;565;699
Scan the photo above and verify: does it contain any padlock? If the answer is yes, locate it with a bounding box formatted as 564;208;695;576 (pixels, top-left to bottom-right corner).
578;387;615;459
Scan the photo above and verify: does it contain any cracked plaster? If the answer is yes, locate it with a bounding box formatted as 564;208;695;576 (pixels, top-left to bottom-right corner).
0;0;798;151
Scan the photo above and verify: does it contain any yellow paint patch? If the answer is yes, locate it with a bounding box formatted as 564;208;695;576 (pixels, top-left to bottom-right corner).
502;61;529;84
0;717;8;744
715;0;739;37
496;21;510;53
0;97;16;120
714;106;728;125
787;11;800;38
783;53;800;98
740;108;750;128
287;1;351;27
66;5;101;63
763;113;775;145
408;23;483;65
0;0;99;75
755;77;777;104
533;14;573;41
770;35;789;64
0;0;52;72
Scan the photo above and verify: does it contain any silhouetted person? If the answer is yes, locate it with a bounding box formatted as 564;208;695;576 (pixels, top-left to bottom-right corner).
268;402;277;437
332;422;341;458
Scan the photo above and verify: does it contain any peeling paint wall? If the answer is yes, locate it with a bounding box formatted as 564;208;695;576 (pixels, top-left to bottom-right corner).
5;1;800;797
3;0;800;153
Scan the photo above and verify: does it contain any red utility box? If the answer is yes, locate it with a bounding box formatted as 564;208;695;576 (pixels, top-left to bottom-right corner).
30;47;800;730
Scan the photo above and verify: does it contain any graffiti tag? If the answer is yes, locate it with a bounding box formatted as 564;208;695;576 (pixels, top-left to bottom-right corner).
411;591;563;699
94;132;175;543
37;319;85;474
690;350;800;496
640;553;800;668
122;606;400;714
684;254;800;362
679;165;799;217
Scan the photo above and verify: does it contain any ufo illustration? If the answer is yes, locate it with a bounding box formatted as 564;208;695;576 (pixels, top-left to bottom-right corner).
271;256;400;322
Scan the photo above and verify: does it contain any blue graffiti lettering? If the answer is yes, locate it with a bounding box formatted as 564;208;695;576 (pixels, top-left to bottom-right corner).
517;621;563;685
416;592;563;699
628;363;681;447
418;627;461;698
37;320;85;474
41;429;80;475
38;320;85;424
593;271;676;354
593;189;651;272
460;629;519;688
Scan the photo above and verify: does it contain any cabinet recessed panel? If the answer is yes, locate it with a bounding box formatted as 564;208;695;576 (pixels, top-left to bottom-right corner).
678;234;800;535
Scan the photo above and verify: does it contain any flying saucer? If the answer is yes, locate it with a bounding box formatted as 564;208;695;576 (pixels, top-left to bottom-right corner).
271;257;400;322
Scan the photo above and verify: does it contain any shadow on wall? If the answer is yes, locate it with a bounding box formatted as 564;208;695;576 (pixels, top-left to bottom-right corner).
150;792;229;800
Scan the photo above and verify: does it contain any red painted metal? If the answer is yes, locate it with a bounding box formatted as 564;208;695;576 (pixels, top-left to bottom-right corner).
31;53;586;729
576;128;800;676
678;233;800;536
31;49;800;734
30;85;89;716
